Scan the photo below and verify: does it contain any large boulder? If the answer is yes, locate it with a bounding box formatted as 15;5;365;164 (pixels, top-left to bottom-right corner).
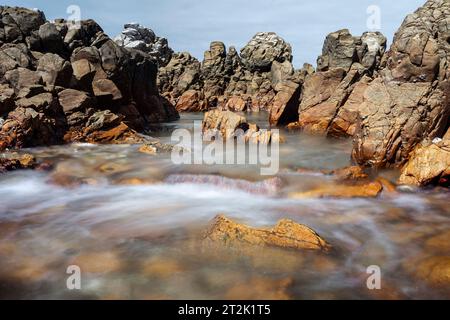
204;215;331;252
58;88;94;114
317;29;386;72
297;29;386;135
398;138;450;187
114;23;173;67
240;32;292;72
202;109;249;139
0;6;46;43
353;0;450;167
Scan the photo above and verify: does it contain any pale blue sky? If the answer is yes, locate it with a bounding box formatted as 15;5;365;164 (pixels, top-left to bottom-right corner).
3;0;425;67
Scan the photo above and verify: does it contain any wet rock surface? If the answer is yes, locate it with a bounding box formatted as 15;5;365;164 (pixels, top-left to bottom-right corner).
151;32;304;124
352;0;450;167
204;215;331;252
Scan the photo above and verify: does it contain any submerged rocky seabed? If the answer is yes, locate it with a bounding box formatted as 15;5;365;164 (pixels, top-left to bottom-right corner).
0;0;450;300
0;113;449;300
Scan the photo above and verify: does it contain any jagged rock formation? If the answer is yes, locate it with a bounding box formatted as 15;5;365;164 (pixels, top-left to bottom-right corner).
352;0;450;167
0;6;178;150
297;29;387;136
152;32;311;124
114;23;173;67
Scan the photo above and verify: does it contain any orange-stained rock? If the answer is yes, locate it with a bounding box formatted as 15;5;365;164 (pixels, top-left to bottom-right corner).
376;177;397;193
112;177;159;186
269;80;301;126
290;181;383;199
204;215;331;252
398;139;450;187
329;166;368;181
202;110;248;139
175;90;206;112
225;96;248;112
86;122;145;144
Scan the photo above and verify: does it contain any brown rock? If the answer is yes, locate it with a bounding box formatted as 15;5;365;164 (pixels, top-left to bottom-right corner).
0;152;36;173
71;58;95;83
290;181;383;199
4;67;42;93
329;166;368;181
269;80;301;126
92;78;123;101
398;140;450;187
0;84;15;115
15;92;56;112
297;68;347;133
353;0;450;167
36;53;73;87
175;89;205;112
86;122;145;144
202;110;248;139
58;89;94;114
204;215;331;252
224;96;248;112
411;256;450;288
328;76;371;137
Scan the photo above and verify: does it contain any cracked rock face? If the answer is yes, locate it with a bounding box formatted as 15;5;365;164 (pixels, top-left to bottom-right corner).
240;32;293;72
114;23;173;67
0;6;178;150
352;0;450;167
297;29;386;136
154;32;304;125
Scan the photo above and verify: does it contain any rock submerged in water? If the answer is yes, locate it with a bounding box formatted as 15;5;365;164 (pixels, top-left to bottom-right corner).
407;256;450;289
202;109;282;144
204;215;331;252
0;152;36;173
289;181;383;199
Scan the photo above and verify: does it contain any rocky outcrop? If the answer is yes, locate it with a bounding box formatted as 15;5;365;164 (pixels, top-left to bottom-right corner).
398;138;450;187
202;109;281;143
114;23;173;67
297;29;386;135
204;215;331;252
151;32;306;124
157;52;202;107
0;6;178;150
352;0;450;167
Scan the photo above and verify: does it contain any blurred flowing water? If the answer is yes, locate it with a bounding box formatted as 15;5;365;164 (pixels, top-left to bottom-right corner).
0;113;449;299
